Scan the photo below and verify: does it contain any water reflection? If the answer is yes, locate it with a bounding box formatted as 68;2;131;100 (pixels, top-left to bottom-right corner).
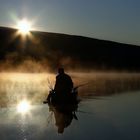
1;72;140;139
47;103;78;134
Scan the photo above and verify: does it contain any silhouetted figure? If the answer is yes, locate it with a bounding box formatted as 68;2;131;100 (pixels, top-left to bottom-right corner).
54;68;73;94
45;68;74;103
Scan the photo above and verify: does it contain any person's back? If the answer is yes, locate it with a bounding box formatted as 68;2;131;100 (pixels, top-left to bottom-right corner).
54;68;73;94
45;68;73;103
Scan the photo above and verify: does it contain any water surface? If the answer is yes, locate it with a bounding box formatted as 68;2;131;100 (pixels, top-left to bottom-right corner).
0;72;140;140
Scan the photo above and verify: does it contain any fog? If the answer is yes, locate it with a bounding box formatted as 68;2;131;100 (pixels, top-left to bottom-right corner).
1;72;140;107
0;59;50;73
1;72;140;139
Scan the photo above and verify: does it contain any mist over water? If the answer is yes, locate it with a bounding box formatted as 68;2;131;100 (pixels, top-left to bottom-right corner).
0;73;55;107
1;72;140;139
1;72;140;107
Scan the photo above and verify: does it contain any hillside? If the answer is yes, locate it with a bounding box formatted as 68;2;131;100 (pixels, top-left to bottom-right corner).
0;26;140;72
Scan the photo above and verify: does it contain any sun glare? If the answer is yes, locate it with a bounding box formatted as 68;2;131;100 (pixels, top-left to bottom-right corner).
17;100;31;114
17;19;31;35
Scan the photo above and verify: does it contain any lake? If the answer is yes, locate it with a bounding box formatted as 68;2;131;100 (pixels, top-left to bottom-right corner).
0;72;140;140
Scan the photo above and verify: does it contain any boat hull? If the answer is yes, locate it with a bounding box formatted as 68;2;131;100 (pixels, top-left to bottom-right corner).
44;89;80;105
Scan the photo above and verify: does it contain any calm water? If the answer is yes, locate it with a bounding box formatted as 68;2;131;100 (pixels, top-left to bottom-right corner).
0;72;140;140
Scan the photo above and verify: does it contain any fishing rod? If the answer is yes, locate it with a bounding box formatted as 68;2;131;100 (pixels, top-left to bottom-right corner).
73;83;89;91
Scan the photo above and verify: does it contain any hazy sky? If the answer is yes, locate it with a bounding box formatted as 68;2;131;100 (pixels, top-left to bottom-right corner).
0;0;140;45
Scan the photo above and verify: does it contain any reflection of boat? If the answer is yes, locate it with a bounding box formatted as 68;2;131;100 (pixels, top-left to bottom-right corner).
48;101;79;134
44;87;80;133
43;87;80;105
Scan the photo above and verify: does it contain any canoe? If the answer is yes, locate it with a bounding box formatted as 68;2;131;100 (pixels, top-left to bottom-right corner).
43;88;80;105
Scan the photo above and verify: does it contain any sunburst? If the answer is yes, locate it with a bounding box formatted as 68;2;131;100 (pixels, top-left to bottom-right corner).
17;19;31;35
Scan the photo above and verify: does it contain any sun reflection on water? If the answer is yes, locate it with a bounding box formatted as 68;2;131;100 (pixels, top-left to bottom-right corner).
17;100;31;114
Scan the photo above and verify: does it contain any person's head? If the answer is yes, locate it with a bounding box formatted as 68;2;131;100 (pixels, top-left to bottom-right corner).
58;68;64;74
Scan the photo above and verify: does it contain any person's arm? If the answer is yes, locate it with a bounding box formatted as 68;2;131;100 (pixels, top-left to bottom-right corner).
54;76;57;91
69;76;73;88
71;78;73;88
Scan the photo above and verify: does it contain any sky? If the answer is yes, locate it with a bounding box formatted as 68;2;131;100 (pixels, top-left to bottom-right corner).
0;0;140;45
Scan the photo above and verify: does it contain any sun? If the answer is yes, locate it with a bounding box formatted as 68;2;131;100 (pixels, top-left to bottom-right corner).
17;19;31;35
17;100;31;114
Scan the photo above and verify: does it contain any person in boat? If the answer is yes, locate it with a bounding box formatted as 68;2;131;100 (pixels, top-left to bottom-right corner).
54;68;73;94
46;68;73;102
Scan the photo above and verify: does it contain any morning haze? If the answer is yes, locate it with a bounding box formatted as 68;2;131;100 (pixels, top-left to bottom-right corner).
0;0;140;140
0;27;140;72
